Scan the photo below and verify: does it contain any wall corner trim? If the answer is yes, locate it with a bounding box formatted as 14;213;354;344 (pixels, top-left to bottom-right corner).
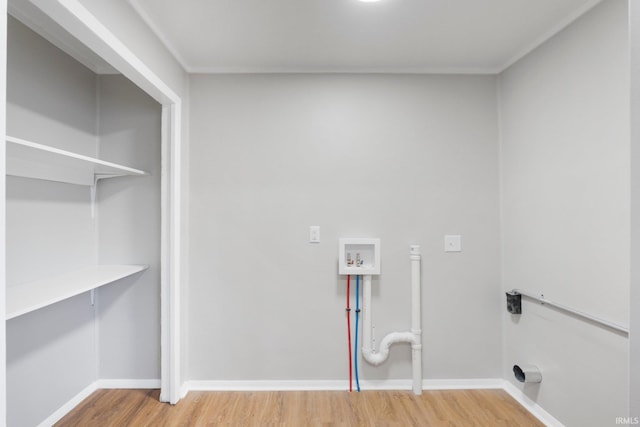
502;380;565;427
180;381;190;399
36;379;161;427
36;382;99;427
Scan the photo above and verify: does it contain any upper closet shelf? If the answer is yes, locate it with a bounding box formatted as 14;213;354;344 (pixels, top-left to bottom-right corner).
6;264;149;320
5;135;149;186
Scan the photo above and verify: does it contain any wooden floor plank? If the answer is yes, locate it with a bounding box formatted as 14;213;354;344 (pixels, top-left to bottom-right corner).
54;388;544;426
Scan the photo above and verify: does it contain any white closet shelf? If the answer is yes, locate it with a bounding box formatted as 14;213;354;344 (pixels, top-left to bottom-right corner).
6;264;149;320
5;135;149;186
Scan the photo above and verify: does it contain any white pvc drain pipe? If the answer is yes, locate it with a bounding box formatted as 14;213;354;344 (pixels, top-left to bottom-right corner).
361;245;423;395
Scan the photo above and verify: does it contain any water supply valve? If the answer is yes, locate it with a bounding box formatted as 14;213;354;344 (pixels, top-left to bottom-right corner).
338;238;381;275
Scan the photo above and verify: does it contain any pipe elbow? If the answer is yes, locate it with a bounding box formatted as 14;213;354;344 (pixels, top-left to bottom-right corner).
362;348;388;366
362;332;420;366
389;331;419;346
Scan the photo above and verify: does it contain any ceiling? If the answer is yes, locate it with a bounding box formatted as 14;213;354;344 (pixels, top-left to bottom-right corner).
8;0;604;75
129;0;603;74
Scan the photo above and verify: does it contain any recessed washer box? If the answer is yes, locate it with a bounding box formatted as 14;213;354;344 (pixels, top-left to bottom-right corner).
338;238;380;275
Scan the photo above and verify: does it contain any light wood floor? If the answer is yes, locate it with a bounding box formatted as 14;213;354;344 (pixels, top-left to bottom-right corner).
55;389;544;426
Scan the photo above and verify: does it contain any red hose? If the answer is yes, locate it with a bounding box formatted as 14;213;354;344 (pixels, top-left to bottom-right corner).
347;275;353;392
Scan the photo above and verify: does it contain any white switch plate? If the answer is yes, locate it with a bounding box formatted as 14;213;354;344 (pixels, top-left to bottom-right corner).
444;235;462;252
309;226;320;243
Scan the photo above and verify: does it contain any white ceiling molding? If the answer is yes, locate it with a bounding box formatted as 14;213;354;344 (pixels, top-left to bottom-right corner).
128;0;191;73
183;65;504;75
498;0;603;71
128;0;605;75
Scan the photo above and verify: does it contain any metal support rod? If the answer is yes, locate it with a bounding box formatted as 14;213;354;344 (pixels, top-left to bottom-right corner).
512;289;629;335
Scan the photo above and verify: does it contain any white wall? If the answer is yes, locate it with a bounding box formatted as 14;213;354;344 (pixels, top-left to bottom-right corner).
97;75;161;380
630;0;640;419
499;1;630;425
6;16;97;157
188;74;501;383
5;16;98;427
0;1;7;425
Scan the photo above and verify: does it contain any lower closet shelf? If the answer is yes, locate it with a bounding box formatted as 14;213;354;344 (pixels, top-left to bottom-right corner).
6;264;149;320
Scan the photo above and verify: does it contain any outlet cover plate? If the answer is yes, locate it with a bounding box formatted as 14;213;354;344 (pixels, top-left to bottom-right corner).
445;235;462;252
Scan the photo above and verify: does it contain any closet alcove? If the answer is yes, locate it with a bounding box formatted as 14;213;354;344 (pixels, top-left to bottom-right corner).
5;12;162;426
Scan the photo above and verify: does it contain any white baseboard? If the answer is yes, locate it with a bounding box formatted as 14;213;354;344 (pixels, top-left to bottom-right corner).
37;382;99;427
183;378;504;393
422;378;504;390
502;380;564;427
181;381;190;399
186;379;351;391
38;377;560;427
183;378;558;426
37;379;161;427
96;379;161;389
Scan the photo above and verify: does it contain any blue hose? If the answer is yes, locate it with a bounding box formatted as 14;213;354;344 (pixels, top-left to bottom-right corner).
354;275;361;392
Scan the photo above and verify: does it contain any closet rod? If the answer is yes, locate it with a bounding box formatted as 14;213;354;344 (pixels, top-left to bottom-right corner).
511;289;629;335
